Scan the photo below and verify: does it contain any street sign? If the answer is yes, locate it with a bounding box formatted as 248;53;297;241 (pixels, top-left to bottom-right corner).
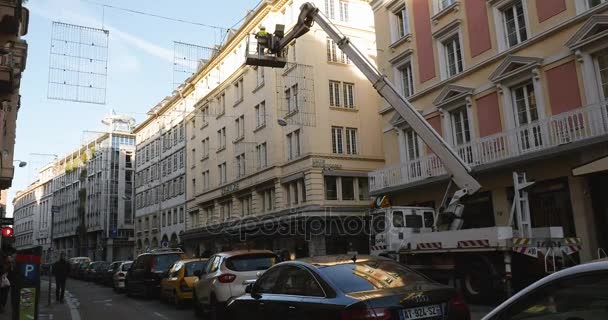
0;217;13;225
51;206;60;214
2;227;13;237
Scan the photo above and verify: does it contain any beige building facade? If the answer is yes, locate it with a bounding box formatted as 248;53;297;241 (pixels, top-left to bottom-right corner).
0;0;28;190
180;0;384;257
370;0;608;261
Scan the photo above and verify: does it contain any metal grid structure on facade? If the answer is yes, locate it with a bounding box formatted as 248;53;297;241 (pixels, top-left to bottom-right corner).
275;63;316;127
173;41;217;89
48;22;109;105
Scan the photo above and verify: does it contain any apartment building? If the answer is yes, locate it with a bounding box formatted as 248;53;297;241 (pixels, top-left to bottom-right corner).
0;0;28;190
370;0;608;261
179;0;383;258
133;94;191;254
40;115;137;261
13;181;37;250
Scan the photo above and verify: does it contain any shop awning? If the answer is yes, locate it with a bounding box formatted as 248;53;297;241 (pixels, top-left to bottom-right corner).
572;155;608;176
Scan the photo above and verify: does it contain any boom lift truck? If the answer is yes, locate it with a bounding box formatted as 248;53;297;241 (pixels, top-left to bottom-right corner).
246;2;581;303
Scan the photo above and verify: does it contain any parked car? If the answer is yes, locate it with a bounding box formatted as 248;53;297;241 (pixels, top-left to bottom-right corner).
102;261;124;286
160;258;208;306
69;257;91;278
125;248;184;298
482;260;608;320
193;250;278;318
76;261;91;279
93;261;111;283
84;261;107;281
113;261;133;292
226;255;470;320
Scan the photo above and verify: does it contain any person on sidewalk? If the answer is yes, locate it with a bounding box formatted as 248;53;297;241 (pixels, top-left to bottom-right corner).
53;252;70;303
0;255;11;313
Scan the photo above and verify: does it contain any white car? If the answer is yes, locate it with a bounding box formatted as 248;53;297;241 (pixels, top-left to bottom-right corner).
482;260;608;320
192;250;278;319
113;261;133;292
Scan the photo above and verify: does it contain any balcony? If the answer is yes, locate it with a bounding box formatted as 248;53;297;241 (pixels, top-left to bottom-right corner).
0;40;26;93
370;103;608;193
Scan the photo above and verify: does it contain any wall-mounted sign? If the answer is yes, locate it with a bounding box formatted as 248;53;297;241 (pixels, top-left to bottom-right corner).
221;183;239;195
312;159;342;170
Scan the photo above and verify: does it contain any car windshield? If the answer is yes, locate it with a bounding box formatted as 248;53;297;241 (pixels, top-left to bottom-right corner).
318;259;430;294
184;261;207;277
153;254;182;272
225;254;277;272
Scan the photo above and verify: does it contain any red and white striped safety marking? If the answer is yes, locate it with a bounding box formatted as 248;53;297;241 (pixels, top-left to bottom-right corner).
371;245;387;251
417;242;442;250
513;238;531;246
457;239;490;248
564;237;581;245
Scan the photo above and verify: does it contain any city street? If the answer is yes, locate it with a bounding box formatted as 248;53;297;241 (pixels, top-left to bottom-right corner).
65;280;197;320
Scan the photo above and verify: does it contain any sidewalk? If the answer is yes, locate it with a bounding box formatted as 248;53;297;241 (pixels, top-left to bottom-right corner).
0;280;73;320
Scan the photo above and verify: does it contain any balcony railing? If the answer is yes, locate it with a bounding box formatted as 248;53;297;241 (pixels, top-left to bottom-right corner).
370;103;608;193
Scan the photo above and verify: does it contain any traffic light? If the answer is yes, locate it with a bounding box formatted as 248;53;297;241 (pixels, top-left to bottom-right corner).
1;227;13;238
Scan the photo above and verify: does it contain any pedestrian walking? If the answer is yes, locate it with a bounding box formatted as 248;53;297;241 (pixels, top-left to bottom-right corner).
0;255;11;313
53;252;70;304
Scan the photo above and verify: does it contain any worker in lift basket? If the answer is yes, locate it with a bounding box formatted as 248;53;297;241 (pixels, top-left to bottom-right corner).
256;25;269;56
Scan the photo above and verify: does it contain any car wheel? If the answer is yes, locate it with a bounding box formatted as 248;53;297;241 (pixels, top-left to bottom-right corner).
457;259;497;304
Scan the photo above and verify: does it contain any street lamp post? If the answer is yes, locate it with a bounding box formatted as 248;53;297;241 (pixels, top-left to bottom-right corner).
48;205;58;306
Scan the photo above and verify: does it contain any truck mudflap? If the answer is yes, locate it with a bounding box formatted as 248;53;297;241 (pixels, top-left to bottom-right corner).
512;237;582;258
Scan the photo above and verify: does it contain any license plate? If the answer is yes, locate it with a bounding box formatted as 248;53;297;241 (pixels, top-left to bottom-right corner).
402;305;442;319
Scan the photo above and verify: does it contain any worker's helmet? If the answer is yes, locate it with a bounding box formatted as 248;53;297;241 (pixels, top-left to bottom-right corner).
260;25;266;30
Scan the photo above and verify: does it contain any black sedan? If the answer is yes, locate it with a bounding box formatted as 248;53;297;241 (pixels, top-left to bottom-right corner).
226;255;469;320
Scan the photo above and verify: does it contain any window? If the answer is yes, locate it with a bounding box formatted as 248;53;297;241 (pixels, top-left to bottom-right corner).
284;87;291;113
331;126;344;154
234;78;244;103
358;177;369;201
202;170;210;190
341;177;355;200
201;105;209;126
588;0;607;9
217;127;226;150
325;176;338;200
345;128;358;155
596;49;608;100
291;84;299;112
404;129;420;161
512;81;542;149
173;152;178;171
220;201;232;221
201;137;210;159
274;265;325;297
179;124;185;141
329;81;341;107
218;162;227;185
179;207;184;223
327;38;349;64
240;195;252;217
260;188;274;212
392;7;409;41
497;271;608;320
255;101;266;128
502;1;528;48
443;35;463;77
450;106;471;146
286;129;301;160
236;153;246;177
256;67;265;87
439;0;455;11
217;92;226;116
324;0;335;19
179;150;184;168
343;82;354;108
339;0;349;22
256;142;268;168
235;115;245;140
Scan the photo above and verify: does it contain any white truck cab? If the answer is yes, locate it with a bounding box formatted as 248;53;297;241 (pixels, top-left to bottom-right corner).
370;206;435;255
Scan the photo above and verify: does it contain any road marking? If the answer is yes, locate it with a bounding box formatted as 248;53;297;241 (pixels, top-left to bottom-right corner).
153;312;169;320
92;299;113;303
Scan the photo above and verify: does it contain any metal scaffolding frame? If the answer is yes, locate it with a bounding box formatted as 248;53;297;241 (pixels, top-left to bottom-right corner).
172;41;217;89
48;21;109;105
275;63;316;127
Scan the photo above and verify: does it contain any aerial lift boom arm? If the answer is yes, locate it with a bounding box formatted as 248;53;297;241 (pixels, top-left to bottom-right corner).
274;3;481;197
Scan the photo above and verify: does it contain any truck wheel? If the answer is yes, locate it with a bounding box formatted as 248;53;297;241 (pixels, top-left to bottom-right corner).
457;259;496;304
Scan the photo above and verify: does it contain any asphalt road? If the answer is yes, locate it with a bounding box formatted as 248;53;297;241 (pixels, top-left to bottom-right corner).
63;279;493;320
65;279;198;320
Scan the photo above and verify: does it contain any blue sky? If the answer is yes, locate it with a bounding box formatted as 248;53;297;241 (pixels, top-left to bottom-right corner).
8;0;261;214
